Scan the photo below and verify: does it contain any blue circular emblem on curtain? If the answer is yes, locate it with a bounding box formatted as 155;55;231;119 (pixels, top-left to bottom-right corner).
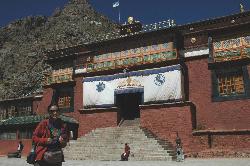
154;73;165;86
96;82;105;92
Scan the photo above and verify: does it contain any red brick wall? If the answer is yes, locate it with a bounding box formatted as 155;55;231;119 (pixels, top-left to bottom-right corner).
186;59;250;130
211;135;250;150
0;139;32;156
73;76;83;114
188;59;250;155
140;59;250;157
64;75;117;137
140;105;208;154
35;88;53;115
140;105;250;157
74;112;117;137
190;134;250;157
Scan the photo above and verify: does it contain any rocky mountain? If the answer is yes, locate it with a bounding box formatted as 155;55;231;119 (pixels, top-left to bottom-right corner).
0;0;118;99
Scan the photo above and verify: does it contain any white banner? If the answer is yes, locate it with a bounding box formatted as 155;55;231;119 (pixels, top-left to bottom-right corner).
83;65;183;107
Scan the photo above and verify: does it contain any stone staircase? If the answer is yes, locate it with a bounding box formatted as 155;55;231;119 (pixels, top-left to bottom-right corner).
63;120;175;161
119;118;140;126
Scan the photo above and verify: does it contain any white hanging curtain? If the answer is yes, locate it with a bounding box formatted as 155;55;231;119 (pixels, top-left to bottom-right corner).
83;65;183;108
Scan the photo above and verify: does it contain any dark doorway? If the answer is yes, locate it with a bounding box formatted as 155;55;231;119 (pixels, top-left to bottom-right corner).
116;92;142;121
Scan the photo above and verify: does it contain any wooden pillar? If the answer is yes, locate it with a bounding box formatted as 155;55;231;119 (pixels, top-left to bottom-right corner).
16;129;19;140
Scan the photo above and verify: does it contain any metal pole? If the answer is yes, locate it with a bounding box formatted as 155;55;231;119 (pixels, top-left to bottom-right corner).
118;0;121;23
119;8;121;23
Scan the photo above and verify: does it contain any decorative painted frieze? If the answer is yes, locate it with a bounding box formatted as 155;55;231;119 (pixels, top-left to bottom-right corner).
0;105;32;120
86;42;176;72
213;36;250;62
44;68;73;85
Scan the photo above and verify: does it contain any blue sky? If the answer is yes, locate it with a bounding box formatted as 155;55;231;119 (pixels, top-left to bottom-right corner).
0;0;250;27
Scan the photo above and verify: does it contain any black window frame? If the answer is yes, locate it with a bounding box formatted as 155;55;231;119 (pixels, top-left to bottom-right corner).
55;86;74;113
211;66;250;102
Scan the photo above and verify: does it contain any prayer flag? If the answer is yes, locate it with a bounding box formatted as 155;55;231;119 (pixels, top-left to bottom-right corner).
113;1;119;8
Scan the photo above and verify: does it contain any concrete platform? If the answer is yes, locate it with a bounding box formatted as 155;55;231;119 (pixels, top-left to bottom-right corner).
0;157;250;166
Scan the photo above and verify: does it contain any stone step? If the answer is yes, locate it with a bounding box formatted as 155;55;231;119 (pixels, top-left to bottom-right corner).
85;134;143;137
85;132;146;136
92;130;143;133
77;135;153;139
64;148;169;153
66;146;165;151
64;155;172;161
81;137;148;140
63;123;175;161
65;152;172;158
64;152;170;158
66;146;164;151
69;140;159;145
68;141;160;145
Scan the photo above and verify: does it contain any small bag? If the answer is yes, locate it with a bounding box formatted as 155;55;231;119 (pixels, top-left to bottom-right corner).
43;150;63;164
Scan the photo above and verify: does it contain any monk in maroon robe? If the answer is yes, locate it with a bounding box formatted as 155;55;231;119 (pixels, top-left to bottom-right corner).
121;143;130;161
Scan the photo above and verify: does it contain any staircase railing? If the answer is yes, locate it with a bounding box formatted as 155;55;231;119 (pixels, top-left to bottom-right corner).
118;118;124;127
140;126;176;160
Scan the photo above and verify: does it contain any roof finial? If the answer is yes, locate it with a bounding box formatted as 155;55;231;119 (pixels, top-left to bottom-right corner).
240;3;244;13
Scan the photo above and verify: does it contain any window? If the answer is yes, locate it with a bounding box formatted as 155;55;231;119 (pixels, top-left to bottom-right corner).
212;66;250;101
18;106;32;116
19;128;33;139
0;106;15;120
217;73;244;96
8;106;16;118
0;106;6;120
58;95;71;109
0;131;16;140
55;87;74;112
0;100;33;120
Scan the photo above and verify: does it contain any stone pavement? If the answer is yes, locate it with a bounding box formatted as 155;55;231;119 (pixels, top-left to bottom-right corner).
0;157;249;166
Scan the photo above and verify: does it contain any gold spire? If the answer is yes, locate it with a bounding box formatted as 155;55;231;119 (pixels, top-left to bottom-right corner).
240;3;244;13
128;17;134;24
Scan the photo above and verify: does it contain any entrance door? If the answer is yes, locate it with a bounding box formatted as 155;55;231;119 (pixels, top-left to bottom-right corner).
116;92;142;121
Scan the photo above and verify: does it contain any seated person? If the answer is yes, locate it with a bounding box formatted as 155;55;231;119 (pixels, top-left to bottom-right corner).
7;141;24;158
17;141;24;158
121;143;130;161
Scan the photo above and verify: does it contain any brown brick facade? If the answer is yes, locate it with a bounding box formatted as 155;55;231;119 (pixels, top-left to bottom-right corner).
63;76;118;137
1;11;250;158
186;58;250;130
139;58;250;157
35;88;53;115
0;140;32;156
140;105;195;150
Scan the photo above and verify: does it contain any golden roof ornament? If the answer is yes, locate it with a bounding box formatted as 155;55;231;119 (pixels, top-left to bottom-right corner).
126;76;132;86
128;17;134;24
117;76;142;89
120;16;142;35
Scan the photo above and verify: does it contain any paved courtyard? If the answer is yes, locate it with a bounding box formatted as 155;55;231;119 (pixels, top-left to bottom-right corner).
0;157;249;166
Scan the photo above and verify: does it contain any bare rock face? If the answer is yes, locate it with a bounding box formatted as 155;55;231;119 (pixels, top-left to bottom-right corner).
0;0;118;99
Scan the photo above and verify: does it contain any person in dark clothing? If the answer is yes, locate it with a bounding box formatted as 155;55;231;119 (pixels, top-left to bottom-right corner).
17;141;24;158
121;143;130;161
